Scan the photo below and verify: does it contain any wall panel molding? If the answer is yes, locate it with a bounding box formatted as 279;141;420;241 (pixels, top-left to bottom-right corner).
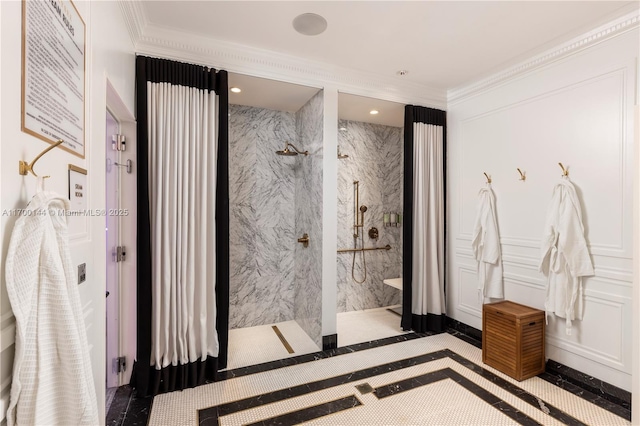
448;9;640;104
504;273;545;291
458;69;631;258
457;267;482;317
547;291;630;371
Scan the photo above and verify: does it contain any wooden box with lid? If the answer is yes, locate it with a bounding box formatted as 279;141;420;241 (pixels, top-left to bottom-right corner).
482;301;545;381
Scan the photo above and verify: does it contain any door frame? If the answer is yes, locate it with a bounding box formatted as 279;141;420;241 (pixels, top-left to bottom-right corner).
105;79;137;386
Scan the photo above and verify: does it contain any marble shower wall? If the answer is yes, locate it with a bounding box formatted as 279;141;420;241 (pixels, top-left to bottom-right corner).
337;119;403;313
228;105;298;329
294;90;324;349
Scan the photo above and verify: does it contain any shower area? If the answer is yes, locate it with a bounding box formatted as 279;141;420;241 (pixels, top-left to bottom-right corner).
335;93;407;346
227;77;408;367
227;74;324;368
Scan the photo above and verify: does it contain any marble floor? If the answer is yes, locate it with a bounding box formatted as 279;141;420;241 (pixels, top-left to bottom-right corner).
107;322;632;426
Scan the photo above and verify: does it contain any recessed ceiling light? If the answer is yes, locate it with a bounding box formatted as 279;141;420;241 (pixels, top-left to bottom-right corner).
396;70;409;76
293;13;327;36
370;110;379;115
230;87;242;93
339;126;347;131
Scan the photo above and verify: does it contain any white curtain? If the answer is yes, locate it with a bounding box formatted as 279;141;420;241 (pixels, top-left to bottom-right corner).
147;81;219;369
411;122;445;317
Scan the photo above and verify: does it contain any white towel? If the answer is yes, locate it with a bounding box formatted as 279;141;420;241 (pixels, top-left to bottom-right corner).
472;184;504;301
540;177;594;335
5;189;99;425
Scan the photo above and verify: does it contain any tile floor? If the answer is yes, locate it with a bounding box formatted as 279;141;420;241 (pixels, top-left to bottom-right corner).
224;306;408;369
107;310;632;426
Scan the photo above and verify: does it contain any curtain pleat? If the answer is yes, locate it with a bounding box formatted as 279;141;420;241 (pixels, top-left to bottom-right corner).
132;55;228;397
147;83;218;370
402;105;446;333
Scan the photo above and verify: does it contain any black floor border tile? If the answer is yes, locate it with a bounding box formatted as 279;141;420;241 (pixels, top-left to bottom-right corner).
544;359;632;409
443;350;589;426
443;326;632;420
199;350;451;425
243;395;362;426
113;320;632;425
217;331;429;381
537;371;632;420
106;385;133;426
198;347;601;426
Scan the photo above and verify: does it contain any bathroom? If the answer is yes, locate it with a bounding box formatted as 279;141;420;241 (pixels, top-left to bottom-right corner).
226;74;409;367
0;1;638;424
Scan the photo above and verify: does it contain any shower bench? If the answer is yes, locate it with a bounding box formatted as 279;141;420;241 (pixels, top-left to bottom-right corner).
383;278;403;315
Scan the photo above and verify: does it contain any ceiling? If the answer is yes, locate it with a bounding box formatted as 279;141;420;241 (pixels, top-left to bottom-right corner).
228;73;405;127
139;1;638;124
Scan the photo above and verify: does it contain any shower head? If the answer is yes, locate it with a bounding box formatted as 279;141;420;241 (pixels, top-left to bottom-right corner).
360;205;368;213
276;142;308;156
275;147;298;156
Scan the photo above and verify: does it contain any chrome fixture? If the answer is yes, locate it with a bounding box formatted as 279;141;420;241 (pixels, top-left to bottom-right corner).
114;159;133;174
276;141;308;156
297;233;309;248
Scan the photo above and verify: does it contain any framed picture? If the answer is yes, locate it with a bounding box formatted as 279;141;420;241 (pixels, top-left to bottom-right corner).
22;0;86;158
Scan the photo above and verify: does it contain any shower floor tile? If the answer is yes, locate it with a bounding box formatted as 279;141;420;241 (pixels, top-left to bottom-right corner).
225;320;320;370
226;307;408;371
337;305;409;347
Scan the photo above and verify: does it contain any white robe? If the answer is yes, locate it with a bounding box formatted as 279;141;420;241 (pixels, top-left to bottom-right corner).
4;188;99;426
472;184;504;301
539;177;594;335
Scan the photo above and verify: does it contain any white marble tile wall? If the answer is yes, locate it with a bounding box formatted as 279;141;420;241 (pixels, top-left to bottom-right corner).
336;119;403;313
228;105;298;329
294;91;324;348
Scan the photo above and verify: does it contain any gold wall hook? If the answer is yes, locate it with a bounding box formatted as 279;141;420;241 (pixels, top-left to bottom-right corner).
483;172;491;184
558;162;569;177
517;168;526;181
19;140;64;176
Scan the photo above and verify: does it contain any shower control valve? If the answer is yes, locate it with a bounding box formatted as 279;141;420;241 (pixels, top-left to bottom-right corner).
368;227;379;240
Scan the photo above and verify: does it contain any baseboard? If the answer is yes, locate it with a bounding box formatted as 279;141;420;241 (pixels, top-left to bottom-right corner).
544;359;631;410
322;334;338;351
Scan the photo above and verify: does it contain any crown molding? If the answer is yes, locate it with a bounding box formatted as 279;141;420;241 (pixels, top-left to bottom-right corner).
447;9;640;105
118;1;446;109
118;0;147;48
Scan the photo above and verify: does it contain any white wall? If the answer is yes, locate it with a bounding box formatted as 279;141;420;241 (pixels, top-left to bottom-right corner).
447;28;638;391
0;1;135;423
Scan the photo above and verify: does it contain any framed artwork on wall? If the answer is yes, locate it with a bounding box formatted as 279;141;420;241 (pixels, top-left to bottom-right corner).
21;0;86;158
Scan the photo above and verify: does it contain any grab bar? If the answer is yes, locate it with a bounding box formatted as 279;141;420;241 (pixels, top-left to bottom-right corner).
337;244;391;253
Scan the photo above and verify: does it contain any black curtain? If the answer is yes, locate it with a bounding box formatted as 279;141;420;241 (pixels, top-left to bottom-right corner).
402;105;447;333
130;55;229;397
